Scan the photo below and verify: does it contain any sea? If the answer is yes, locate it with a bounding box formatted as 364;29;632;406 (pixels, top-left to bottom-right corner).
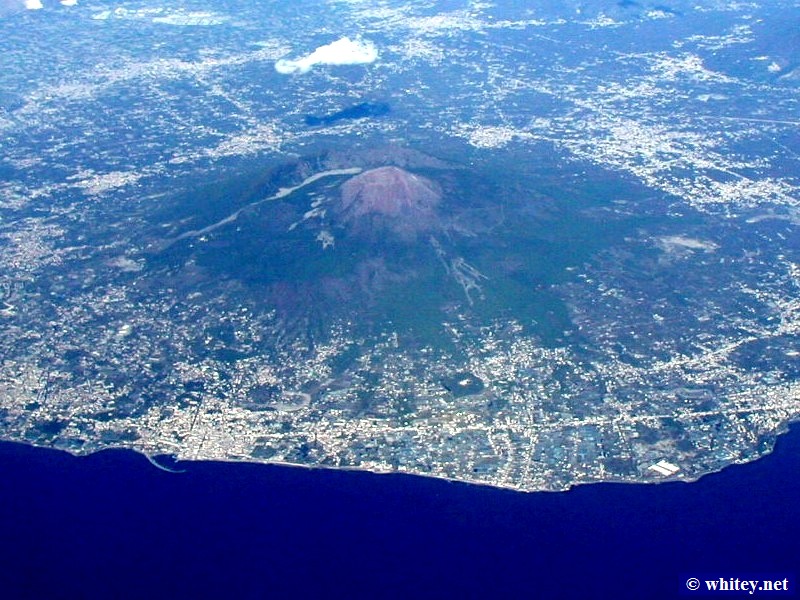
0;426;797;599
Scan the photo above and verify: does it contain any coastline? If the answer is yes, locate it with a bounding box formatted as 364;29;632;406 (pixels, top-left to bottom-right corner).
5;420;796;494
1;423;797;599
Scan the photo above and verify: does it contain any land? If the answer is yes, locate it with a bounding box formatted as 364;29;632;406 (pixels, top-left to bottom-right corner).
0;1;798;491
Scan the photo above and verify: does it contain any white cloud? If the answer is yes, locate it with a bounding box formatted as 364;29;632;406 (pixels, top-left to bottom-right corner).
61;0;79;6
275;37;378;74
25;0;44;9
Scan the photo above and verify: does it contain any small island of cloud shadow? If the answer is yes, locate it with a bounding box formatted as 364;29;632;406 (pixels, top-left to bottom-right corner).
305;101;391;127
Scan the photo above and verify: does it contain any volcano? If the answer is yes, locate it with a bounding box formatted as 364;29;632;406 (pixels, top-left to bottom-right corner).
336;166;442;239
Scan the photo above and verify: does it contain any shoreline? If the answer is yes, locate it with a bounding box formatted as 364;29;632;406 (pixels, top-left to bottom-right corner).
2;421;795;495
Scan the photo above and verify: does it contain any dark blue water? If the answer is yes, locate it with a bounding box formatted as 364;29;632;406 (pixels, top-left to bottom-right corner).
1;426;798;599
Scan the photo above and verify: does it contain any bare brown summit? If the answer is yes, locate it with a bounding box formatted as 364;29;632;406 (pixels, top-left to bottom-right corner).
337;166;442;238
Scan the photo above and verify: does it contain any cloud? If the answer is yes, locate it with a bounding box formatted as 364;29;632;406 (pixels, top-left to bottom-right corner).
275;37;378;74
25;0;43;9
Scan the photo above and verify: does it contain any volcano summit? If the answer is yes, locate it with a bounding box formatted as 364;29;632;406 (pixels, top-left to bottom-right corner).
336;166;442;239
